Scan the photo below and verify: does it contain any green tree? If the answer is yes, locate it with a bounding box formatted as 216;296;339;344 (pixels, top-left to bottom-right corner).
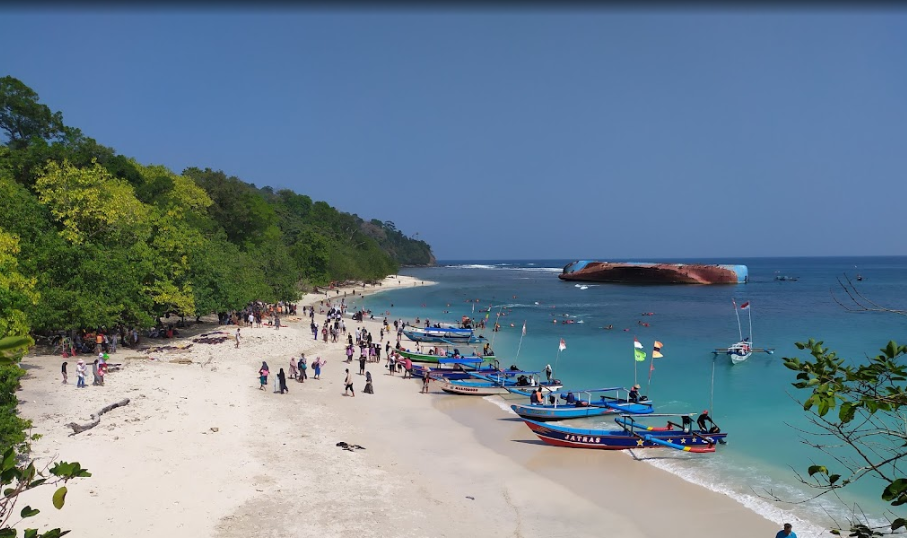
783;278;907;537
0;76;64;150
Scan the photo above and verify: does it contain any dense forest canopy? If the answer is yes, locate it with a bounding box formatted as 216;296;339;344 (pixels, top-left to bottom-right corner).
0;76;434;333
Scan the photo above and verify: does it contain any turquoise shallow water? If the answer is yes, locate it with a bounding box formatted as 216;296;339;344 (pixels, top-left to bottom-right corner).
356;257;907;535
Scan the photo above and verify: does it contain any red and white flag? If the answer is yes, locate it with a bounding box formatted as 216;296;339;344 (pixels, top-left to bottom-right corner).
633;338;644;349
740;301;750;310
521;321;527;337
558;338;566;352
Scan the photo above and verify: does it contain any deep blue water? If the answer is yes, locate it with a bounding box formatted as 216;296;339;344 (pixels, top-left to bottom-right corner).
357;256;907;534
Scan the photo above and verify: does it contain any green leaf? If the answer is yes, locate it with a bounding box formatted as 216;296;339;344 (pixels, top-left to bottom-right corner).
882;478;907;502
19;505;39;518
0;528;16;537
892;518;907;532
52;486;67;509
808;465;827;477
22;530;36;538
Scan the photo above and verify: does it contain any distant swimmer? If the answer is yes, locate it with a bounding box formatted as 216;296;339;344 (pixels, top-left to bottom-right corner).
602;325;614;330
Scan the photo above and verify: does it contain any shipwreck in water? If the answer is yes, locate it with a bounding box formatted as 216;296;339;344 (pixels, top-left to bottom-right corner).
559;260;748;285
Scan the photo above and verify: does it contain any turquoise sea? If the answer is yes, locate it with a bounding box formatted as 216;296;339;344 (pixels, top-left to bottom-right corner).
357;256;907;535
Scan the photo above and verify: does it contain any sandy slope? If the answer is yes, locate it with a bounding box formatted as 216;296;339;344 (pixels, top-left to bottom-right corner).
18;275;781;538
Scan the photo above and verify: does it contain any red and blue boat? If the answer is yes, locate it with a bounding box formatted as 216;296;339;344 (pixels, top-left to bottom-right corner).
521;414;727;453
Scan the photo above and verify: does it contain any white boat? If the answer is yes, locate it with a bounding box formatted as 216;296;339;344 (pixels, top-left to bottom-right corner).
728;299;753;364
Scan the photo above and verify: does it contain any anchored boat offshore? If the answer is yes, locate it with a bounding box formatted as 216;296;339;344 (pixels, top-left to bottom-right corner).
558;260;748;285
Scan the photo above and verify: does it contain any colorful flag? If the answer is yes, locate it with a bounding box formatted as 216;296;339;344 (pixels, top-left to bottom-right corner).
740;301;750;310
558;338;566;352
634;348;646;362
521;321;527;337
653;340;664;359
485;311;490;320
633;338;644;349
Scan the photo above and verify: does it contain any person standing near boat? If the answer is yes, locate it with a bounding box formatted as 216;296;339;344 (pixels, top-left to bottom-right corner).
421;368;431;394
545;364;552;382
775;523;796;538
629;384;641;403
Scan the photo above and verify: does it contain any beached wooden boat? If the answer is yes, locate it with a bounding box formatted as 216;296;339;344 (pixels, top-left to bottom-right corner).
438;371;561;396
521;414;727;453
396;347;491;364
410;358;500;380
403;326;486;344
508;387;654;421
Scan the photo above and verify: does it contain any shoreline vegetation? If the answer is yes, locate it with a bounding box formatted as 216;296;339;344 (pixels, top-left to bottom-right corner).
18;275;781;538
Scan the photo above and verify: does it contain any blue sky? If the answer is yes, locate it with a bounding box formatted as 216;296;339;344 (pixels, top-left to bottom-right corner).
2;10;906;260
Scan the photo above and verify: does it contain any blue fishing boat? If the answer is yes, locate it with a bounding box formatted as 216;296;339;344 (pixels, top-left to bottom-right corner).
410;358;500;380
521;413;727;453
403;326;487;344
509;387;654;421
438;371;562;396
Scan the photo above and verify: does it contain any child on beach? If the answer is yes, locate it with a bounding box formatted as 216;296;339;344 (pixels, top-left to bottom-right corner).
235;328;241;348
61;361;68;384
421;369;431;394
259;362;269;390
313;357;323;379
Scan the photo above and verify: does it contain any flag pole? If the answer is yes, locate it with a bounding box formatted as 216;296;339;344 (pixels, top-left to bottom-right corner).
633;338;638;386
489;304;504;349
554;347;561;379
514;321;526;365
646;349;655;394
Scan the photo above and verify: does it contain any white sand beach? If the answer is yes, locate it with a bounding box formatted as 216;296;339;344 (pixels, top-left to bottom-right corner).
18;275;781;538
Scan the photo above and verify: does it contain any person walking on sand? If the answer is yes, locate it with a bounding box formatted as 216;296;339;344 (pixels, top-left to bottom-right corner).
298;357;307;383
61;361;68;384
313;357;324;379
359;352;367;375
278;368;288;394
235;328;241;348
775;523;796;538
363;371;374;394
344;369;355;397
76;359;86;388
91;359;101;386
259;362;269;390
289;357;298;380
421;368;431;394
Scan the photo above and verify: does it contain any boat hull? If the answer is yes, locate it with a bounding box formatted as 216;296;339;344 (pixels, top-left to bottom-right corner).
396;348;491;364
510;401;653;421
559;260;748;285
403;328;485;344
439;379;562;396
411;364;499;380
522;418;727;451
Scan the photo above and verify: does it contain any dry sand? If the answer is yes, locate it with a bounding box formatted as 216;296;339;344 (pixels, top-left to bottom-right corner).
18;275;782;537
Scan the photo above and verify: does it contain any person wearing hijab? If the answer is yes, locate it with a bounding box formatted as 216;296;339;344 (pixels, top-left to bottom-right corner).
363;370;374;394
289;357;299;380
313;357;324;380
92;359;101;386
259;362;269;390
278;368;288;394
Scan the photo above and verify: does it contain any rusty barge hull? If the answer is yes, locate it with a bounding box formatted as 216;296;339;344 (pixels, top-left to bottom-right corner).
559;261;748;285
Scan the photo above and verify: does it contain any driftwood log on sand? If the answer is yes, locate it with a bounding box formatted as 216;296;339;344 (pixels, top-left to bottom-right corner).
66;398;130;435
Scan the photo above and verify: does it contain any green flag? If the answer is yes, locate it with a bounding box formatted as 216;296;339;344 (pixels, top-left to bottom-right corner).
634;348;646;362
